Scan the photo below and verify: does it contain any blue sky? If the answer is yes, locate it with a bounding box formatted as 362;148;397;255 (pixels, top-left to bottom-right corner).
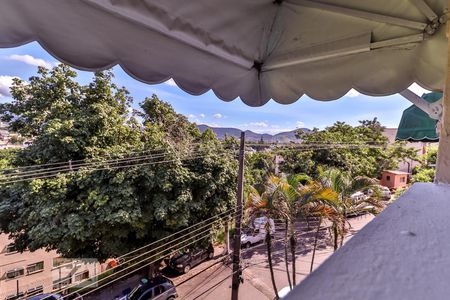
0;42;429;134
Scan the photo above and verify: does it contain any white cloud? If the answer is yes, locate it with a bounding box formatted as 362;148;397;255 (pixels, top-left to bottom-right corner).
187;114;196;119
0;76;18;98
199;113;205;118
345;89;360;98
248;122;268;128
296;121;305;128
8;54;53;69
408;83;431;97
198;122;220;127
213;113;223;119
164;79;178;87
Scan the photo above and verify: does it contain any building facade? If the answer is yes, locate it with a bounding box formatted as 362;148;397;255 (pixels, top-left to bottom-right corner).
380;170;409;189
0;234;100;300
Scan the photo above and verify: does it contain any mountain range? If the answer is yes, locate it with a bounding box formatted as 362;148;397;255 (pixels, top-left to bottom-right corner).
197;124;309;143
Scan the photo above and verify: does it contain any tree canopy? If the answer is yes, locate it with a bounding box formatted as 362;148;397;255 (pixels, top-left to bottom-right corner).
280;119;417;178
0;65;237;260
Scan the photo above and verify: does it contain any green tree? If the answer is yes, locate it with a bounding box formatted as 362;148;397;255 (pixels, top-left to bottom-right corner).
0;65;237;260
245;152;275;192
281;118;417;178
410;147;438;183
411;167;435;183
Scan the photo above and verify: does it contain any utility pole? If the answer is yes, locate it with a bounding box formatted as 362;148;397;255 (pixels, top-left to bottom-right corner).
231;132;245;300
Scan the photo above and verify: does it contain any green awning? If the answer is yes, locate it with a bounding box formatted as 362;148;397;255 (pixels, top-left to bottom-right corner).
396;92;441;142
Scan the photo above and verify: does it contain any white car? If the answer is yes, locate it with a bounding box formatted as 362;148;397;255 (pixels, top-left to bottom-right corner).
241;230;266;248
241;217;276;248
250;217;275;234
350;191;366;202
364;186;391;200
379;186;391;200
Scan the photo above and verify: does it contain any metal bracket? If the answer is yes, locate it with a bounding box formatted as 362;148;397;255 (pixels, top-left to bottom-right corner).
399;89;442;120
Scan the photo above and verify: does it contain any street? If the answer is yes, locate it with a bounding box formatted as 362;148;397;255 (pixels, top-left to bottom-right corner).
85;214;374;300
173;214;374;299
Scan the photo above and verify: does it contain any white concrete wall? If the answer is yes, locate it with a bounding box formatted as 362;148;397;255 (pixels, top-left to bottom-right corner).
285;183;450;300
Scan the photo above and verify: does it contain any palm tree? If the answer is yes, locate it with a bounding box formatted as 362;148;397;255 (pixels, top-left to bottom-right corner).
274;174;310;287
319;168;383;249
293;181;340;273
266;175;337;286
246;185;280;300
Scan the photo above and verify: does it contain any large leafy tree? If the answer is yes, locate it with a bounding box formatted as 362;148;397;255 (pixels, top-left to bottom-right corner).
0;65;237;260
280;118;417;178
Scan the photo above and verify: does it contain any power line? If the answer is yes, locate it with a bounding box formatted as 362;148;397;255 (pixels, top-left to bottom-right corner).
29;210;235;299
51;211;235;299
1;151;172;178
118;208;236;260
0;141;238;173
66;231;215;300
0;149;238;185
0;146;183;172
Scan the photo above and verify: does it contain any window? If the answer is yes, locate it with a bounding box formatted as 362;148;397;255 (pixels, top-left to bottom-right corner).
400;176;406;183
74;270;89;282
27;285;44;297
27;261;44;274
140;289;154;300
386;175;391;181
5;268;24;279
128;286;145;300
53;257;72;268
53;277;72;290
5;292;24;300
5;243;17;254
154;285;165;296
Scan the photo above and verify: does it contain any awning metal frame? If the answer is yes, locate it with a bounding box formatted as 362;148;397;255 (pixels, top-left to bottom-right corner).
399;89;443;120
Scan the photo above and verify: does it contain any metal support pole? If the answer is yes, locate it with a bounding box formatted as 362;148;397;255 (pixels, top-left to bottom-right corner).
231;132;245;300
436;4;450;184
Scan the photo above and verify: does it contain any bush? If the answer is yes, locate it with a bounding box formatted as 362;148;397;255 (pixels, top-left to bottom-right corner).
411;167;435;183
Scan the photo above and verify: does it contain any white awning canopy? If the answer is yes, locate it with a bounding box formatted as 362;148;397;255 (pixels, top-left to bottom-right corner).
0;0;447;106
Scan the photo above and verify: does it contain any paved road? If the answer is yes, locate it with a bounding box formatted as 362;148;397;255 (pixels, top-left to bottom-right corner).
175;214;374;300
88;214;374;300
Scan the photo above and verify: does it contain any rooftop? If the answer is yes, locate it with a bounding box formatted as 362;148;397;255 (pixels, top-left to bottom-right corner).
383;170;410;175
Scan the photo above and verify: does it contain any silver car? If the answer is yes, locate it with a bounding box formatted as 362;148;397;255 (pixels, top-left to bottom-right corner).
118;277;177;300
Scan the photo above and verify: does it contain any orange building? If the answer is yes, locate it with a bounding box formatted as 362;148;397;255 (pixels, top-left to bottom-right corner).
380;170;409;189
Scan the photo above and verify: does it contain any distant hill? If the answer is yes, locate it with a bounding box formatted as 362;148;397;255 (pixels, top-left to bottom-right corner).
197;124;309;143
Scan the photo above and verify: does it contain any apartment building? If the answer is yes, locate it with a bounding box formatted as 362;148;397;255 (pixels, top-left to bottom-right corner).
0;234;100;300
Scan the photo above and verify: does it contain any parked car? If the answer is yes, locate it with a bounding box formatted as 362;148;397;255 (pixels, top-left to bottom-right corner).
379;186;392;200
241;229;266;248
29;294;62;300
241;217;276;248
250;216;275;234
365;185;391;200
29;293;83;300
350;191;366;201
169;244;214;274
118;277;177;300
278;286;292;299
